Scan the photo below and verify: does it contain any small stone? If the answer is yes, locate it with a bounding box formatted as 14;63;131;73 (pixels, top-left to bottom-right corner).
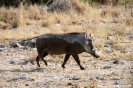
99;77;105;80
67;82;73;86
28;39;36;48
89;78;93;80
120;60;127;65
0;43;6;48
100;11;106;16
9;40;19;48
0;48;6;52
10;61;15;64
117;12;126;18
69;76;80;80
114;82;119;85
113;60;119;64
130;71;133;75
104;43;113;48
55;23;61;27
10;75;29;82
25;84;29;86
129;35;133;39
110;77;120;80
103;66;111;69
0;48;3;52
84;78;88;82
95;77;99;79
31;48;37;51
107;36;114;40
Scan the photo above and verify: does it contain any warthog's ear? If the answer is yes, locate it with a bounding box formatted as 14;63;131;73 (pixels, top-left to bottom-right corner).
85;33;93;39
89;34;93;38
85;33;87;39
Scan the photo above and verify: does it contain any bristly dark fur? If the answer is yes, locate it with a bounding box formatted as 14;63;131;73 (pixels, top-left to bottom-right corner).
35;32;99;70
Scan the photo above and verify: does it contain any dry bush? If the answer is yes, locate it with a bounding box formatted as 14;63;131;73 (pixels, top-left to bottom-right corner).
47;0;89;14
108;35;132;50
71;0;87;14
115;43;132;50
0;0;132;56
0;21;12;29
42;20;49;27
126;53;133;60
95;38;104;49
55;13;71;25
112;18;124;23
0;7;17;20
47;0;71;13
90;27;115;38
24;51;37;64
0;0;97;30
42;13;57;27
101;6;122;18
0;4;43;28
0;4;26;28
126;18;133;26
28;5;42;20
25;19;32;25
114;25;133;35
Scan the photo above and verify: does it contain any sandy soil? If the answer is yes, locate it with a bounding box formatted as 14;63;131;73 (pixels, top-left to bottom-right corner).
0;47;133;88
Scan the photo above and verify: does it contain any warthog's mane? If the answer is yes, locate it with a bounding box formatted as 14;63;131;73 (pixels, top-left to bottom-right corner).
45;32;85;35
65;32;85;35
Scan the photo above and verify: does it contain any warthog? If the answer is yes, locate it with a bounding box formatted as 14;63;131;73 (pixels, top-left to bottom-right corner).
36;32;100;70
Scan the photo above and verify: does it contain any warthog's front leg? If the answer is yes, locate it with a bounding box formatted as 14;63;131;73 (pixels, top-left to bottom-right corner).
72;54;85;70
62;54;70;68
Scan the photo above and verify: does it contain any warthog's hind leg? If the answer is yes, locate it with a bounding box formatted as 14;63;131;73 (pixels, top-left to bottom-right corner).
36;55;40;67
42;52;48;66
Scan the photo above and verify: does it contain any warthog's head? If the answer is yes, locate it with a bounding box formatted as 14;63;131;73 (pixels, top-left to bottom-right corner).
84;33;101;58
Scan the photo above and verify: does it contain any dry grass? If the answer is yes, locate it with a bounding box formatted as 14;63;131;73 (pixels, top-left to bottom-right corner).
103;6;122;17
24;51;37;64
0;2;132;88
126;53;133;60
0;2;130;36
0;0;132;61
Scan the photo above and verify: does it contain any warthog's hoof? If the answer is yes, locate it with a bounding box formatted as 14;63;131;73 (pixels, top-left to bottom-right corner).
80;66;85;70
62;65;65;68
37;64;40;67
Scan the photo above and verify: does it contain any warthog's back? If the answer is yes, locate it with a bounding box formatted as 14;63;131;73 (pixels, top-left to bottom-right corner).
38;32;85;43
36;32;86;54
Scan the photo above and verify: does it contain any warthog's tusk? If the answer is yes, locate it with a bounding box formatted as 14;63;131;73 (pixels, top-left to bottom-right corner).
16;43;22;48
96;49;102;55
92;49;95;51
98;50;102;54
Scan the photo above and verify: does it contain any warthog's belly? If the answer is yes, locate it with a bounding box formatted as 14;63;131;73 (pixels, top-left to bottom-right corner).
46;49;68;55
46;45;69;55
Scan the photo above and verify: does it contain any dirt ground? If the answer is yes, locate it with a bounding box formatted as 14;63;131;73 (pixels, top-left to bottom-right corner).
0;46;133;88
0;2;133;88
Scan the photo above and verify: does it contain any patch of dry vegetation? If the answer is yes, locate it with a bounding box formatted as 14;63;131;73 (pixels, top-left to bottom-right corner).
0;0;133;60
0;2;132;88
24;51;37;64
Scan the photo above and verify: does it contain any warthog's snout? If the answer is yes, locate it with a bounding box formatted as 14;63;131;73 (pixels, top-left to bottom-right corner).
92;49;101;58
93;53;100;58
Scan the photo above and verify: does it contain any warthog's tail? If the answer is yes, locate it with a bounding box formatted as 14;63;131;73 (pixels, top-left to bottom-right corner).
23;36;39;41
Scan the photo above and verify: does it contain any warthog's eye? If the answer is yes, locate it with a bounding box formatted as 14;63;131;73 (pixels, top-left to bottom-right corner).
88;39;92;44
86;41;88;44
92;48;95;51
